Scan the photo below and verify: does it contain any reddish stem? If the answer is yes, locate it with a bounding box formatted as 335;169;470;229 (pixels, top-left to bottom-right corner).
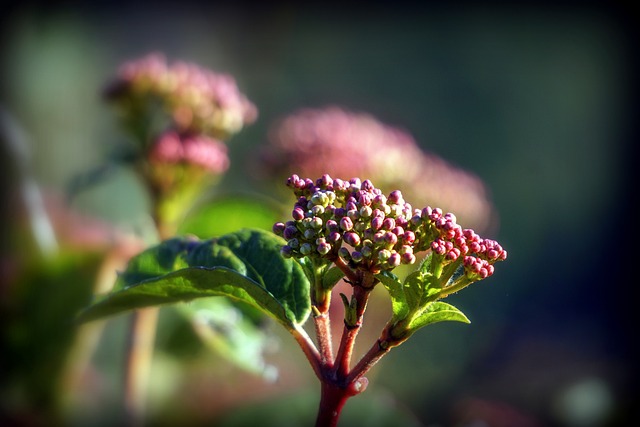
346;339;391;384
315;382;350;427
315;377;368;427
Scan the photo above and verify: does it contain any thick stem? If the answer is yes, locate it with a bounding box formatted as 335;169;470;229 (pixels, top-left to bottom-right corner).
315;378;368;427
315;382;351;427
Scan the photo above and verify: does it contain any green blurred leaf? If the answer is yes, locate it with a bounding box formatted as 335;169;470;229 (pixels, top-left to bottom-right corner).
407;301;470;333
179;297;277;379
179;195;281;238
79;229;311;327
3;251;103;415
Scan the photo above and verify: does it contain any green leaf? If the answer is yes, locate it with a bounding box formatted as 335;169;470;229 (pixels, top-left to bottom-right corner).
214;229;310;323
377;271;409;321
401;271;424;311
407;301;470;333
79;267;299;327
79;229;311;327
321;266;345;291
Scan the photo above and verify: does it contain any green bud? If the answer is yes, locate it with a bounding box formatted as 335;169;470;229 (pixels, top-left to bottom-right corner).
287;238;300;249
300;243;313;255
359;205;373;218
310;216;323;229
378;249;391;261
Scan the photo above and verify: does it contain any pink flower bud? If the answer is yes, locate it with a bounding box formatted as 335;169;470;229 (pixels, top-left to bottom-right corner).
382;218;395;230
383;232;398;246
388;253;401;267
343;232;361;247
292;207;305;221
340;217;354;231
401;252;416;264
371;216;383;231
388;190;403;204
402;230;416;245
272;222;285;235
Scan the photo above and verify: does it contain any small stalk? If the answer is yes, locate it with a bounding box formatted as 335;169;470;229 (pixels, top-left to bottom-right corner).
123;307;159;427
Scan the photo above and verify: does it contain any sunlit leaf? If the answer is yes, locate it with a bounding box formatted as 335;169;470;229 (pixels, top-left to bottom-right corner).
79;229;311;327
376;271;409;321
78;267;300;327
407;301;470;333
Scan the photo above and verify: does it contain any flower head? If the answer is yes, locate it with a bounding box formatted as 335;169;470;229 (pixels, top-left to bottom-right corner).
259;106;494;232
273;174;506;277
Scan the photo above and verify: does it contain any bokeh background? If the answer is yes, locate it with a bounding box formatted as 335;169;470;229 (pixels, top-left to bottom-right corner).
1;2;637;426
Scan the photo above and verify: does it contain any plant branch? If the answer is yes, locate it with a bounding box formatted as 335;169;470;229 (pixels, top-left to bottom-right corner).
346;338;391;384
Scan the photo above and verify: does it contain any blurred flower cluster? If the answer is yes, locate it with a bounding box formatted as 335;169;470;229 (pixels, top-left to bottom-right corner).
260;106;494;232
103;53;257;234
273;174;506;279
105;52;257;138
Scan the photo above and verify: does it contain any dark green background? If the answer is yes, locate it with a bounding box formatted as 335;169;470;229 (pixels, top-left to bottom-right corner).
1;2;636;426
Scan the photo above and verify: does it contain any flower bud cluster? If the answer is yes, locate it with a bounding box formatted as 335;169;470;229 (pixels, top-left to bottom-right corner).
149;130;229;174
273;175;507;278
105;53;257;138
420;208;507;280
273;175;506;277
